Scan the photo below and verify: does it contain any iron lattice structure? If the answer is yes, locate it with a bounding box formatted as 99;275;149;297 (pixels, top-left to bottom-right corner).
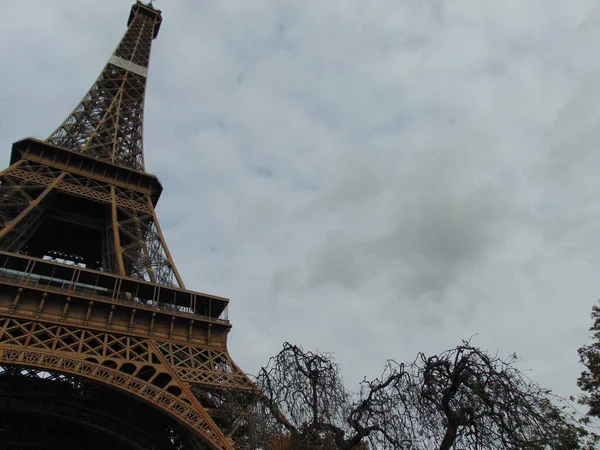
0;3;257;449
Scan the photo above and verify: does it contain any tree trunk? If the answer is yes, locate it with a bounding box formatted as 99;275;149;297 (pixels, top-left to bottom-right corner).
438;424;458;450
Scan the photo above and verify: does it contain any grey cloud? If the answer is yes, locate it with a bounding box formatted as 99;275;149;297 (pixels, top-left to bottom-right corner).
2;0;600;400
306;160;510;301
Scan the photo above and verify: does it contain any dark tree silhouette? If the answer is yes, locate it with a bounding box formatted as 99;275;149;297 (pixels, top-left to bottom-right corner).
254;342;408;449
250;341;592;450
579;303;600;418
395;342;591;450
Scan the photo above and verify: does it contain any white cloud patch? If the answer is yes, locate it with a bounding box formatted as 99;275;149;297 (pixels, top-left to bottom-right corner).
1;0;600;398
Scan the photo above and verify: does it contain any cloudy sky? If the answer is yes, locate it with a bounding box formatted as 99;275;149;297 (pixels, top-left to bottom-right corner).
2;0;600;400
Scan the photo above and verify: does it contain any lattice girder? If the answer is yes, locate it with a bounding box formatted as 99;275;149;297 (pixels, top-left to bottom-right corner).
0;316;239;450
47;4;159;171
0;158;182;286
0;366;181;449
0;277;254;448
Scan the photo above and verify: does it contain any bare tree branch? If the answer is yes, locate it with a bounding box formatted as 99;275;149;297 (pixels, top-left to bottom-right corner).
247;341;590;450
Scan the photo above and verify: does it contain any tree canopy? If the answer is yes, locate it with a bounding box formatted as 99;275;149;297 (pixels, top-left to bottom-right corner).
579;303;600;420
246;340;592;450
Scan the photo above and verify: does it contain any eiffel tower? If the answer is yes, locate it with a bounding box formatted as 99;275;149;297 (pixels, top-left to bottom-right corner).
0;2;256;449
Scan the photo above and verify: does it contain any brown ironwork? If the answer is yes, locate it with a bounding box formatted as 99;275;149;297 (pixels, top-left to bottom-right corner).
0;2;256;449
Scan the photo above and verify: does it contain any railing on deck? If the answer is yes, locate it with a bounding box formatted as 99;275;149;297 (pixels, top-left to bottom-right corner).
0;252;229;324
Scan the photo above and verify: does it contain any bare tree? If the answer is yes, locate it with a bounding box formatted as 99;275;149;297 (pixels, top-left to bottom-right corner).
392;342;592;450
251;341;591;450
255;342;408;449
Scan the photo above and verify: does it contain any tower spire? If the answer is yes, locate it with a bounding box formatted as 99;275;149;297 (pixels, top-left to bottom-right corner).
47;2;162;171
